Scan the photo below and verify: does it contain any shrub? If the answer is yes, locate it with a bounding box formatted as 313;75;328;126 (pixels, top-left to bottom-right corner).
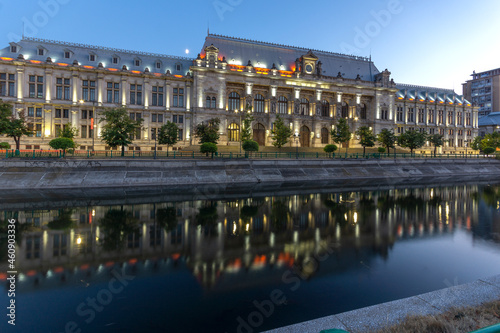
242;140;259;152
378;147;386;153
200;142;217;156
483;147;495;155
0;142;10;149
49;137;76;152
323;144;338;153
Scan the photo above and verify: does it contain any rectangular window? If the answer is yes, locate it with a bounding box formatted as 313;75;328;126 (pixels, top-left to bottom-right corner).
29;75;44;98
89;54;96;62
55;78;71;100
55;124;61;137
151;128;157;140
28;107;34;117
81;125;87;138
152;114;157;123
55;109;61;118
82;110;87;119
438;110;444;125
173;88;184;107
152;86;164;106
418;109;425;123
82;80;96;102
35;108;42;118
178;128;183;140
130;84;142;105
135;60;140;66
158;114;163;123
428;109;435;123
407;108;414;123
64;51;70;59
53;234;67;257
112;57;118;64
447;111;454;125
396;106;403;122
10;45;17;53
173;115;183;124
457;112;463;126
107;82;120;103
0;73;15;97
25;236;40;259
35;123;42;137
63;109;69;119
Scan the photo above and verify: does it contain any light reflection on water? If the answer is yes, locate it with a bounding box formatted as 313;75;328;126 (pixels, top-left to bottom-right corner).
1;183;500;333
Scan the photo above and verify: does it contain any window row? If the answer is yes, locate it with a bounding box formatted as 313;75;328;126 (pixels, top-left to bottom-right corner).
396;107;472;126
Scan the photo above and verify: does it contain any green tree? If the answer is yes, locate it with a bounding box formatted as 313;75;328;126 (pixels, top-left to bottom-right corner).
331;118;351;154
0;101;33;151
200;142;218;158
241;109;254;142
428;134;445;156
355;126;376;156
99;108;143;156
481;132;500;151
377;128;396;155
323;144;337;153
398;129;427;155
271;114;292;150
59;125;79;139
158;121;180;153
483;147;495;155
471;136;482;151
242;140;259;153
49;137;76;154
0;142;10;149
194;118;220;144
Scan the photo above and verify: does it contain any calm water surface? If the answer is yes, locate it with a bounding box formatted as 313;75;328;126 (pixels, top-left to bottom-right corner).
1;183;500;333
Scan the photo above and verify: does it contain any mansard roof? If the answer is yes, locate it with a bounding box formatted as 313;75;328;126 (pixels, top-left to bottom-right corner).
202;33;380;81
1;37;194;75
396;83;472;105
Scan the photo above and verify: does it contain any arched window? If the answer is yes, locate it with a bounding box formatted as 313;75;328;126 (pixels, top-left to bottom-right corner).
211;97;216;109
254;94;265;113
360;104;367;119
206;96;211;109
321;100;329;117
229;92;240;111
228;122;240;142
341;102;349;118
278;96;288;114
300;98;309;115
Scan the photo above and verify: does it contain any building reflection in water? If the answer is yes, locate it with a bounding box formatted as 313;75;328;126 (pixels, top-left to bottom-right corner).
2;184;500;292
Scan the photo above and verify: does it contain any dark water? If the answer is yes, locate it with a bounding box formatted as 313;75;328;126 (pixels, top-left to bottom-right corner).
1;182;500;333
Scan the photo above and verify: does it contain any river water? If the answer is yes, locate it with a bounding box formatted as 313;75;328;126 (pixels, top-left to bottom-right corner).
1;181;500;333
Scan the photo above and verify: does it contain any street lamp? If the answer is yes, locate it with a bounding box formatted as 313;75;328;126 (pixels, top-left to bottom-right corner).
465;139;468;158
294;132;300;159
234;109;242;154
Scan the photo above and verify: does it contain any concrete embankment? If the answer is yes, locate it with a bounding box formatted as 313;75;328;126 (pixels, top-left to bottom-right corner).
0;158;500;189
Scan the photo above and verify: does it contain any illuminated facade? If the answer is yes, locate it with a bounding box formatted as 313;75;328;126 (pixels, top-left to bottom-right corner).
0;34;478;151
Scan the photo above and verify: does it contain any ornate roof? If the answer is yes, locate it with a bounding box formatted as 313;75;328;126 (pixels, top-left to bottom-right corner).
202;33;380;80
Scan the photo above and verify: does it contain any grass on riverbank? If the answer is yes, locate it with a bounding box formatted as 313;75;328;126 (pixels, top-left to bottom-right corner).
376;299;500;333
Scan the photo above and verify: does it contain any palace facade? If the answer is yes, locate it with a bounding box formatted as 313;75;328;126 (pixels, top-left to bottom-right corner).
0;34;478;152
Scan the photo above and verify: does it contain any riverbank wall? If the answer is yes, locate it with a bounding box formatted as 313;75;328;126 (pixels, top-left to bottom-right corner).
0;158;499;189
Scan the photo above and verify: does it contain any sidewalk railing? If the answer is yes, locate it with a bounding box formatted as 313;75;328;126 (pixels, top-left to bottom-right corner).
1;149;493;160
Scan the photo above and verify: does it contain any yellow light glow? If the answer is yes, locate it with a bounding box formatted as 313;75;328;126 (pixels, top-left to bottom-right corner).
44;129;50;137
245;223;249;232
92;209;95;217
76;237;82;245
353;212;358;223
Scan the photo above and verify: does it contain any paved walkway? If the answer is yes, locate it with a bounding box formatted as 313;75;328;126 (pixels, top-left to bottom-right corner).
263;274;500;333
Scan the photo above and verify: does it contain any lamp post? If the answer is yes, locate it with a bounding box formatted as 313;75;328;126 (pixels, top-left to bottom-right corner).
154;127;157;160
294;132;300;159
79;100;97;152
465;139;468;158
235;109;242;154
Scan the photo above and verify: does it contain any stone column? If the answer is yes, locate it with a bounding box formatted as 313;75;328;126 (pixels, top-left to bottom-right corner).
45;68;52;103
16;66;24;103
121;76;127;107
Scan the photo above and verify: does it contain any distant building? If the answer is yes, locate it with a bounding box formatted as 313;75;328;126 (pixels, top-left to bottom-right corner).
478;112;500;136
463;68;500;117
0;34;478;152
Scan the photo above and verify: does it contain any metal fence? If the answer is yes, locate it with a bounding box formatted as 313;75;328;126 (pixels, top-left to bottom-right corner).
1;149;493;160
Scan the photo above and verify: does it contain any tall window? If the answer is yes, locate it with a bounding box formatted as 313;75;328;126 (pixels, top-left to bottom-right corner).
228;123;240;142
53;234;67;257
341;102;349;118
107;82;120;103
397;106;404;122
447;111;454;125
407;108;414;122
130;84;142;105
25;235;41;259
211;97;216;109
254;94;265;113
229;92;240;111
300;98;309;115
428;109;435;123
457;111;463;125
81;125;87;138
321;128;329;144
321;100;329;117
278;96;288;114
206;96;213;109
82;80;96;101
438;110;444;124
380;109;388;120
152;86;164;106
173;88;184;107
29;75;44;98
360;104;367;119
418;108;425;123
0;73;15;97
466;112;471;126
56;78;70;100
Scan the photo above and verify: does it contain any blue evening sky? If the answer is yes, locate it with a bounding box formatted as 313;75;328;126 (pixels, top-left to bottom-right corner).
0;0;498;93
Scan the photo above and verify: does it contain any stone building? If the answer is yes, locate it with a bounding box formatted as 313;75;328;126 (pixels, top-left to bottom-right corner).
0;34;478;152
463;68;500;117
